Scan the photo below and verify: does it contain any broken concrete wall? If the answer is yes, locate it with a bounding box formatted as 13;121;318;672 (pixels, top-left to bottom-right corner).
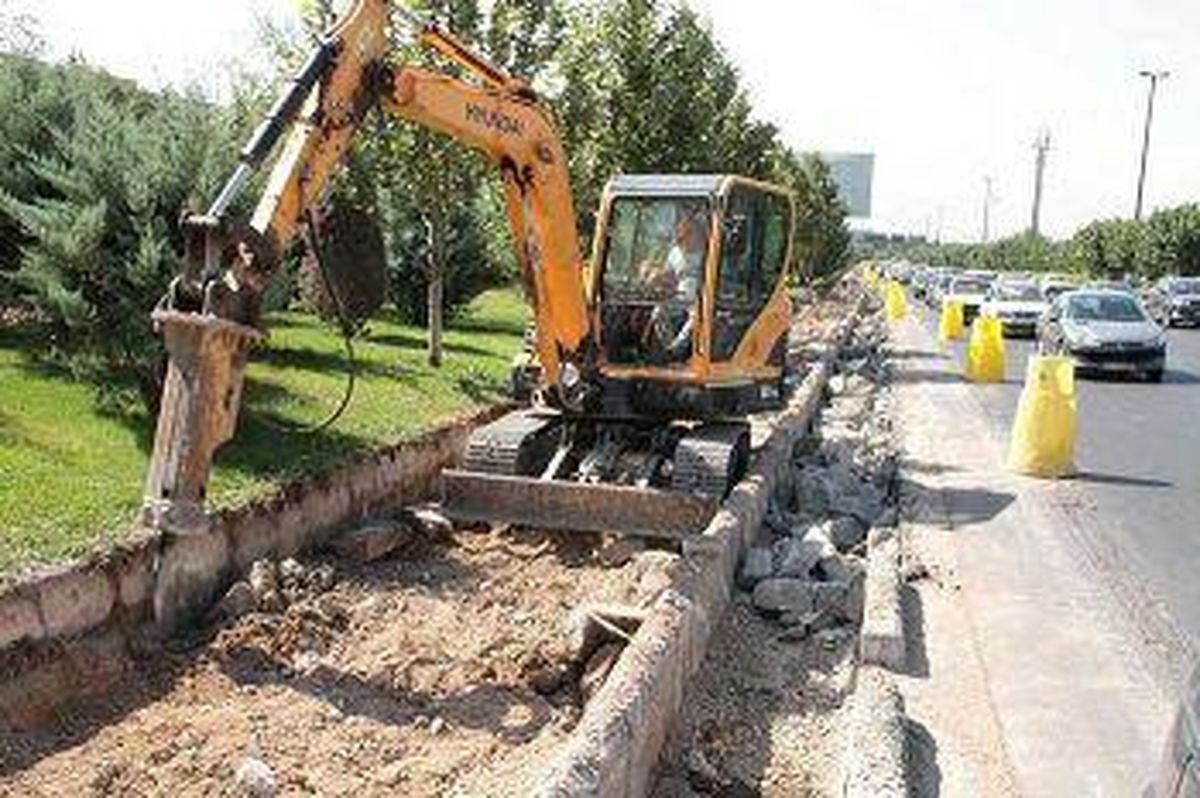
0;404;507;729
537;291;867;797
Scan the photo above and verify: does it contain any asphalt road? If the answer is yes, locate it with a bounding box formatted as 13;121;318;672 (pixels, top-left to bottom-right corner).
911;294;1200;680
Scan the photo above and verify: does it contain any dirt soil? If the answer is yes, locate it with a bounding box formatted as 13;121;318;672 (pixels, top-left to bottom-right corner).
0;280;859;798
650;597;857;798
0;526;673;797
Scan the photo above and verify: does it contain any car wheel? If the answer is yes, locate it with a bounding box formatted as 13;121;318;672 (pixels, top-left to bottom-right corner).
1146;368;1165;383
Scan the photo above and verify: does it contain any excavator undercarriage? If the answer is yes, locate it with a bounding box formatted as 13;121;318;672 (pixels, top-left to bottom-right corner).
442;410;749;537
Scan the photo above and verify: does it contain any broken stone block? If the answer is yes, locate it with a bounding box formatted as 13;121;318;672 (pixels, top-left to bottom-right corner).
597;535;645;568
817;552;854;583
777;608;839;642
235;756;277;798
580;642;622;704
331;522;410;563
737;547;773;590
792;465;831;516
825;515;868;552
212;581;256;622
248;560;279;604
402;504;454;538
752;578;814;615
772;538;823;579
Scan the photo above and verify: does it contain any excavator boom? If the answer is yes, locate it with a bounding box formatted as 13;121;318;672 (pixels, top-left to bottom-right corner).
143;0;592;531
141;0;795;540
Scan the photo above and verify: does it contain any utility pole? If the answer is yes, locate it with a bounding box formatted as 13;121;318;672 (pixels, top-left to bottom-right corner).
1031;129;1050;236
1135;69;1169;220
982;176;994;243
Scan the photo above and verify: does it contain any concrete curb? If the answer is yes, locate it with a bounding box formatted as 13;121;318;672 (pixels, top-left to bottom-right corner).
860;528;906;671
535;284;869;797
843;665;909;797
0;403;508;729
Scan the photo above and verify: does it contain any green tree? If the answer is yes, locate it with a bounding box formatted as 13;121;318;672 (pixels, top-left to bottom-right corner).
1144;205;1200;277
771;148;849;279
1;64;244;411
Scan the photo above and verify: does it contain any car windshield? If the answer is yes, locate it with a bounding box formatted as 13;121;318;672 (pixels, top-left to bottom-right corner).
1169;279;1200;295
952;278;989;294
995;284;1042;301
1065;293;1146;322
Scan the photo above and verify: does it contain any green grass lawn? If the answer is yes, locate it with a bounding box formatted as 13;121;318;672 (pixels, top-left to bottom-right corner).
0;289;528;575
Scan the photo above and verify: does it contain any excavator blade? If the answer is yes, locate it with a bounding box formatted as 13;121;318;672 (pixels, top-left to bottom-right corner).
440;469;718;539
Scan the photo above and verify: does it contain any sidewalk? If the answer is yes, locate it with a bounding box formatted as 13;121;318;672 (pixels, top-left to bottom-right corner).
888;314;1169;797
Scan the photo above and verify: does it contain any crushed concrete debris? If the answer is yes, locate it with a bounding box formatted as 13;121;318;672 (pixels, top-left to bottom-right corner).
655;289;902;796
234;755;277;797
330;519;412;562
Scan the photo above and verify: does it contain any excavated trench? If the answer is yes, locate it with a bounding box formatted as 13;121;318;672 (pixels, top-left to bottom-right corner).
1;521;682;797
0;284;882;798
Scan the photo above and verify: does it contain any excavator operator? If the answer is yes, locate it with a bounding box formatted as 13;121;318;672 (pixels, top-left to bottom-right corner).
639;204;708;361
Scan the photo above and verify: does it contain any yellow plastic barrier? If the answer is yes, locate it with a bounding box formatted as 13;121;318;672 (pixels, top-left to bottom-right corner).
1008;355;1077;478
965;314;1005;382
938;298;965;343
885;280;907;322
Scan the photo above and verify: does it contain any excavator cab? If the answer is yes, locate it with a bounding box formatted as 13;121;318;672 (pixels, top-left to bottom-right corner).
590;175;795;418
442;176;796;534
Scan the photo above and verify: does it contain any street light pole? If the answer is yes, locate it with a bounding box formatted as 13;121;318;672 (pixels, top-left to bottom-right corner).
1031;130;1050;236
982;176;993;243
1134;69;1169;221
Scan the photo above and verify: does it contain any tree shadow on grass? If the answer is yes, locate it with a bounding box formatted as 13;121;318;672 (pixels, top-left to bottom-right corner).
253;343;402;381
454;314;527;337
368;330;501;360
456;371;510;404
107;376;380;490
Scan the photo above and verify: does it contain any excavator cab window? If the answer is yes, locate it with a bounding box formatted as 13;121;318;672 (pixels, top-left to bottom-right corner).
600;196;712;365
712;187;789;361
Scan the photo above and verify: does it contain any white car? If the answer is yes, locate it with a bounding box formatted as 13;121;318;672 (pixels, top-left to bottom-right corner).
980;281;1049;337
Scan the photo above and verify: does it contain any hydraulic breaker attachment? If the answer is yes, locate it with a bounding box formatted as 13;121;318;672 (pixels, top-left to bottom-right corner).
441;469;718;539
141;311;262;533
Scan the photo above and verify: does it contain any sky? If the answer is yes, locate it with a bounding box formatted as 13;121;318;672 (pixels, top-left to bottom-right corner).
13;0;1199;242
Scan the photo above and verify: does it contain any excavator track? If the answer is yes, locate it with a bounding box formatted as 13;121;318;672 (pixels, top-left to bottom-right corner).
671;422;751;499
461;409;561;476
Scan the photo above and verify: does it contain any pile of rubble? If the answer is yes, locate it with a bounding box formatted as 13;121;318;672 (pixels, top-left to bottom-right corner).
738;313;897;644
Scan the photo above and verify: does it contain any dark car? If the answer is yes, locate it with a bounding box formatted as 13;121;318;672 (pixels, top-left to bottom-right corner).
1150;277;1200;328
1038;289;1167;382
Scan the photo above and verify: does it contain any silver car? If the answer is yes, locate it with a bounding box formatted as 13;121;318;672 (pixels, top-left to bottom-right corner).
1151;277;1200;328
1037;290;1167;382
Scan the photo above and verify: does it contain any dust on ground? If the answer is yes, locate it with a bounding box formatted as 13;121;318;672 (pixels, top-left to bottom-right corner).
651;596;857;798
0;525;674;797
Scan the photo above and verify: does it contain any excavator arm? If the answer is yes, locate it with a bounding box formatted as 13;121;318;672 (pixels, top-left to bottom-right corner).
143;0;590;532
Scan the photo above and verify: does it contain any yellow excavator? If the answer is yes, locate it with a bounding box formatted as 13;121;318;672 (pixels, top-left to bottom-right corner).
142;0;796;537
